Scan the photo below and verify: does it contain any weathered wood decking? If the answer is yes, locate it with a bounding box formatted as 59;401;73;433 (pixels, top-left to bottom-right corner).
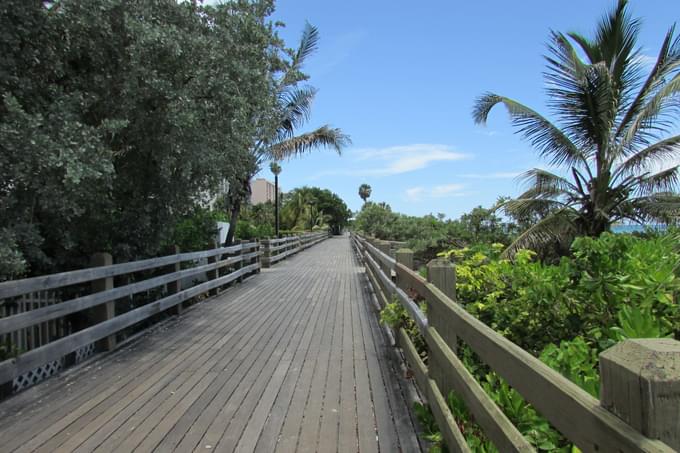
0;236;423;452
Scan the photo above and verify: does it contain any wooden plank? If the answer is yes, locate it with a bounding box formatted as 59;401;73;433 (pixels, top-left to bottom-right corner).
114;276;313;453
316;261;346;452
398;328;428;393
427;378;471;453
268;260;338;453
55;276;287;453
427;327;535;453
350;262;380;453
219;267;327;452
140;263;312;452
337;257;359;453
236;264;329;453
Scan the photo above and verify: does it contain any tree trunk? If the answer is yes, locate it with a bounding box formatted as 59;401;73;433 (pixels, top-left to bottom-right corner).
225;198;241;246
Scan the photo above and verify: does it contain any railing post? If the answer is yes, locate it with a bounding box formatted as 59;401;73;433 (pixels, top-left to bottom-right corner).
166;245;182;315
599;338;680;450
395;248;414;290
427;258;457;351
238;240;248;282
255;239;261;274
90;253;116;352
207;239;219;297
261;238;271;268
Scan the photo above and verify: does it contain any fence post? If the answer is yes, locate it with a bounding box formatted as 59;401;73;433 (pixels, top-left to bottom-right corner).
395;248;414;291
165;245;182;315
427;258;457;351
238;240;249;282
255;239;261;274
90;253;116;352
599;338;680;450
261;238;271;268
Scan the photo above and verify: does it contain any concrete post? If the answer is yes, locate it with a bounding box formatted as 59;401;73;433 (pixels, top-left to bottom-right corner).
90;253;116;352
600;338;680;450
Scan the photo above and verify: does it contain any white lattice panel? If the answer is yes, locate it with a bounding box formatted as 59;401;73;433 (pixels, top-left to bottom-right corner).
13;358;63;392
75;342;96;364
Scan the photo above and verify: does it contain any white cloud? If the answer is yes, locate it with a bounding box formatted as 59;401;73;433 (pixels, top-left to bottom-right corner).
405;187;426;201
431;183;465;197
352;144;470;176
460;172;521;179
405;184;466;201
307;144;470;180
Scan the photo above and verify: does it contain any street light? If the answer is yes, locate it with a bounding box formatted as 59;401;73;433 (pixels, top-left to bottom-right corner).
270;162;282;238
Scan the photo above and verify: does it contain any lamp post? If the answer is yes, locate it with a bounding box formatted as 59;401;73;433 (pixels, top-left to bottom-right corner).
270;162;282;238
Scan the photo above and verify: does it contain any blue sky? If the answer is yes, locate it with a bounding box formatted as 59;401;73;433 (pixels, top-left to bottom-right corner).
253;0;679;219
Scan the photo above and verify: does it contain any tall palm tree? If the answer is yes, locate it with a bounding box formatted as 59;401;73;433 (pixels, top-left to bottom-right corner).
358;183;372;204
224;23;351;245
473;0;680;256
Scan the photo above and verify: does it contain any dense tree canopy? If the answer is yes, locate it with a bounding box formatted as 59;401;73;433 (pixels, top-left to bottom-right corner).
0;0;284;279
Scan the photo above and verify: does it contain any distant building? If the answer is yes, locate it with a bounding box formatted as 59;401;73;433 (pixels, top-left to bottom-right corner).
250;178;280;205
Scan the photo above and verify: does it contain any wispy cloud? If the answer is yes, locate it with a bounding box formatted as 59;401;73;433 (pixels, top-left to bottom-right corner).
405;183;466;201
352;144;470;176
460;172;521;179
308;143;470;180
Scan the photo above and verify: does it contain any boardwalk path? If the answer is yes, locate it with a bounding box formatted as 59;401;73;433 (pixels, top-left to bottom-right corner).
0;236;423;452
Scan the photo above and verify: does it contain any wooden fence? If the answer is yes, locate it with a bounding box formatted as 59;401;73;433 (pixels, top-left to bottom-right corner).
0;231;329;396
351;233;680;452
260;231;329;268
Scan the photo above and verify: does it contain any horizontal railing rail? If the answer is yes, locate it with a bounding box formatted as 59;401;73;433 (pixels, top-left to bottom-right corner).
352;232;677;452
261;231;329;268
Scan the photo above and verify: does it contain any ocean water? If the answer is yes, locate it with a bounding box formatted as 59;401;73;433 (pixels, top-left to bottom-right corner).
611;224;667;234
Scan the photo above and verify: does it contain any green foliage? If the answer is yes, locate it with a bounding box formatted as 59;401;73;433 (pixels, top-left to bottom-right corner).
1;0;283;277
281;186;350;234
354;202;516;261
443;233;680;356
379;297;427;359
168;208;227;253
540;337;600;398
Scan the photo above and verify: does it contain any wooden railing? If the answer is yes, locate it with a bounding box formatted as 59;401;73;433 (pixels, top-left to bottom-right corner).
0;232;329;396
351;233;680;452
260;231;329;268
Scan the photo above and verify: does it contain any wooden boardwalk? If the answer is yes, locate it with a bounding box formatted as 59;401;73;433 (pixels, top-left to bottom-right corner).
0;236;423;452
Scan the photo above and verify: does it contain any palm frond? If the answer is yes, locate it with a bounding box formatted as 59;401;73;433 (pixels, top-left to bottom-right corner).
277;87;317;138
501;197;570;220
473;93;584;167
636;165;680;195
614;134;680;176
267;126;351;160
502;208;578;259
620;73;680;149
518;168;578;194
629;192;680;223
616;25;680;141
292;22;319;69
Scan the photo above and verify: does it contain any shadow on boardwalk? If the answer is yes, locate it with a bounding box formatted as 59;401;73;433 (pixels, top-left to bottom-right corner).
0;236;424;452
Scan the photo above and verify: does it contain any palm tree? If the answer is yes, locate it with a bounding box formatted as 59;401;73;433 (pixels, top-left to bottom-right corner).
270;162;282;238
358;184;372;204
224;23;351;245
473;0;680;256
